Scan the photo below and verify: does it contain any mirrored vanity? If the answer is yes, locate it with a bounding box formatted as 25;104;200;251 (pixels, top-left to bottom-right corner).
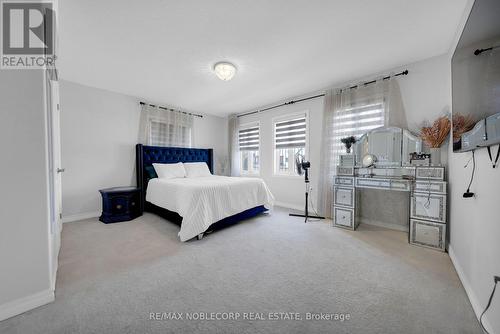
332;127;448;252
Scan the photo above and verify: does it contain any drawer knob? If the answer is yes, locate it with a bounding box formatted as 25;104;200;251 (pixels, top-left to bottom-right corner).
116;204;122;209
131;202;135;206
342;215;346;219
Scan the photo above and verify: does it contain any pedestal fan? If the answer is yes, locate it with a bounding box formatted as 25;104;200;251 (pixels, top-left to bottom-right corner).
289;153;325;222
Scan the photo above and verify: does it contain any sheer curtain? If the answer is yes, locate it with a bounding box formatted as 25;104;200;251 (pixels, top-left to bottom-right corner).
138;104;194;147
318;77;406;217
228;115;240;176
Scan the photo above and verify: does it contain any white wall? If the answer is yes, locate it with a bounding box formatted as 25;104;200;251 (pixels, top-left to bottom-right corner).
238;54;452;218
0;71;53;320
446;1;500;332
60;80;228;220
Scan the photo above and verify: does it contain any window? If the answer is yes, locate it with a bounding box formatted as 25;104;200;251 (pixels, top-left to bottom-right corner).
239;124;260;174
150;120;192;147
274;113;307;176
332;102;385;160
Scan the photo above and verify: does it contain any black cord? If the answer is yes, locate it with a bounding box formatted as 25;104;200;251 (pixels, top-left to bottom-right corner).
479;280;498;334
464;151;476;196
487;145;500;168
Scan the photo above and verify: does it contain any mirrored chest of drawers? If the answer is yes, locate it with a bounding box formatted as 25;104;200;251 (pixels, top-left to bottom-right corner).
332;164;448;252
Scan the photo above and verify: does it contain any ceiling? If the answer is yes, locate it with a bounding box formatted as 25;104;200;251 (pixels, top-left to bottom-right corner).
59;0;468;117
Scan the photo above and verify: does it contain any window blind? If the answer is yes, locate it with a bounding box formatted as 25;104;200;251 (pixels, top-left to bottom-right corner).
239;126;259;151
332;103;384;139
274;116;307;149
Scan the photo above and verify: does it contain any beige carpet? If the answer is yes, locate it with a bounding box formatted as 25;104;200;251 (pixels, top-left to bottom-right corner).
0;207;481;333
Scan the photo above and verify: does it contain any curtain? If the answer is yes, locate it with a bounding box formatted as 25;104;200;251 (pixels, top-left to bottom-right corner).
317;77;406;217
138;104;193;147
228;115;240;176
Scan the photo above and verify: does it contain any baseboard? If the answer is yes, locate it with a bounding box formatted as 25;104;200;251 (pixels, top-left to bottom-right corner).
62;211;100;223
0;289;54;322
448;245;494;334
274;201;305;212
359;217;409;232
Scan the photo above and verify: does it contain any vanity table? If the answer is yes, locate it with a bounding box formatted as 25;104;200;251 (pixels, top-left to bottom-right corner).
332;127;448;252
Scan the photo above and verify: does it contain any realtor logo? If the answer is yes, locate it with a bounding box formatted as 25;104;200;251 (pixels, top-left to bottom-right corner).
1;0;56;69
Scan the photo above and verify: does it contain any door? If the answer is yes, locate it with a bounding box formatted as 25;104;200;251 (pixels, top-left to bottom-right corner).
47;77;63;291
50;80;62;234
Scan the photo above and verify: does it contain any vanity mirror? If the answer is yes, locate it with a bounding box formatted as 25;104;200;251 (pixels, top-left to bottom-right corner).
355;127;422;167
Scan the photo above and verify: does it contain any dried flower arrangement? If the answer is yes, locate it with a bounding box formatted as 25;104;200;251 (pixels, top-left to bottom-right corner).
452;114;476;143
340;136;357;153
419;116;451;148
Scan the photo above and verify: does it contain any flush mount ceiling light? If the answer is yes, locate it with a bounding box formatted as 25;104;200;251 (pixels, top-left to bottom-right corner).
213;62;236;81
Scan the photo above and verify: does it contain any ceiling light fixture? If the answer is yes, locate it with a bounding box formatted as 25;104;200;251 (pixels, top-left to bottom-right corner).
213;62;236;81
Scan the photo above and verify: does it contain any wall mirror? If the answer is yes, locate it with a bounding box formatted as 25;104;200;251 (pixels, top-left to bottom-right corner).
355;127;421;167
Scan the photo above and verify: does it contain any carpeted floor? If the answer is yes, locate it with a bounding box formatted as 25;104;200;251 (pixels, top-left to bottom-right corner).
0;207;481;334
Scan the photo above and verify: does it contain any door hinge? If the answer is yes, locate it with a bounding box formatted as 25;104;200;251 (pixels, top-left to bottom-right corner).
57;104;60;110
59;213;62;219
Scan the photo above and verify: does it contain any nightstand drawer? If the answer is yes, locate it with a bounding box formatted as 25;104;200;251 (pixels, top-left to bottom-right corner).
110;196;129;214
99;187;141;224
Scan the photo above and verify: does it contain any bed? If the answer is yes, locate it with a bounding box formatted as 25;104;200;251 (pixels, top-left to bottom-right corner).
136;144;274;241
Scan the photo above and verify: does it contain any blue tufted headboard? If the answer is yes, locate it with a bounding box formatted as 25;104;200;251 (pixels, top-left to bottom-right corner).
136;144;213;212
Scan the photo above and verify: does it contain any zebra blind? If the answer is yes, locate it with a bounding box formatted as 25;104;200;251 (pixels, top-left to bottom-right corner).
332;102;384;139
274;115;307;149
239;125;259;151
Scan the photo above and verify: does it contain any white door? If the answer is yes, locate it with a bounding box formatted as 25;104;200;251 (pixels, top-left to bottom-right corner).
48;78;62;291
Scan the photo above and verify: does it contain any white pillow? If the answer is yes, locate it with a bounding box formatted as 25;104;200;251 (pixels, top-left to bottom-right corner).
152;162;186;179
183;162;212;178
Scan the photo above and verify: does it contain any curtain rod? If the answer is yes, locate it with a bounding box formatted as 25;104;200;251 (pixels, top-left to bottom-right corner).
139;101;203;118
474;45;500;55
343;69;408;91
237;69;409;118
237;94;325;118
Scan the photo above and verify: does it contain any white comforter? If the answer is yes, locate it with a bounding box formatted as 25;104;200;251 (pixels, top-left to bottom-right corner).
146;176;274;241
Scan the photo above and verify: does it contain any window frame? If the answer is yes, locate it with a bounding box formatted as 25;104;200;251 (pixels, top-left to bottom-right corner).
272;111;309;177
148;117;193;147
239;121;261;176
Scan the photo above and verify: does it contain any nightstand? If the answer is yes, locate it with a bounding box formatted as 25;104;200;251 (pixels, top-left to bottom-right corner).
99;186;141;223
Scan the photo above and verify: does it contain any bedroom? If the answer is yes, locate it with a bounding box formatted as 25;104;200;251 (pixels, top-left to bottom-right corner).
0;0;499;333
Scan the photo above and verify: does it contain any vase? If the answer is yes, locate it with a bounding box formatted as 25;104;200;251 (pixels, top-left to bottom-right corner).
430;147;441;165
346;147;351;154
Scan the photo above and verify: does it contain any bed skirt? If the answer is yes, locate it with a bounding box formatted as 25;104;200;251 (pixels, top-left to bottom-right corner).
144;201;268;234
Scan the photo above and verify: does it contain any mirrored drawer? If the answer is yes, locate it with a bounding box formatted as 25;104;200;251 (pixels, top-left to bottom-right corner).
336;166;354;176
416;167;445;180
389;179;411;191
411;193;446;223
414;181;447;194
334;176;354;186
356;178;391;189
410;219;446;251
333;206;354;229
334;187;354;208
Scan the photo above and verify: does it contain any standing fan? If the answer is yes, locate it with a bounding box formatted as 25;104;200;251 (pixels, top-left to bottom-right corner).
289;153;325;222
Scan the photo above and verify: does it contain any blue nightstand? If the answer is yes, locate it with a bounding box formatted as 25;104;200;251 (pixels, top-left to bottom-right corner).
99;187;141;223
